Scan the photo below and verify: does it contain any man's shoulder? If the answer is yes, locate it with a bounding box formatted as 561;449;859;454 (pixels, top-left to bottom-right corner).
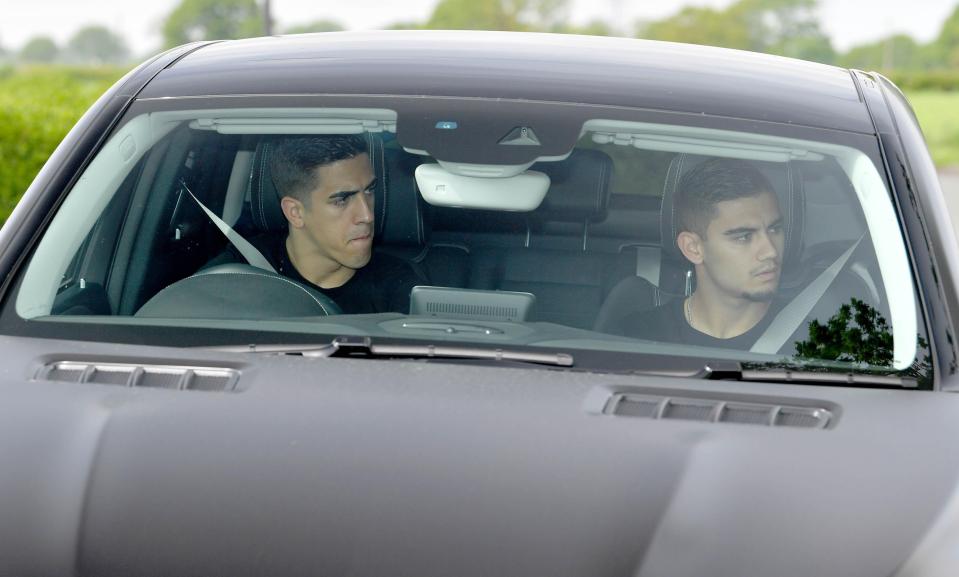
618;298;683;340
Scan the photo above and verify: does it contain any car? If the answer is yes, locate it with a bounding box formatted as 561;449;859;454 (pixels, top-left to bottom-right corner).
1;29;958;577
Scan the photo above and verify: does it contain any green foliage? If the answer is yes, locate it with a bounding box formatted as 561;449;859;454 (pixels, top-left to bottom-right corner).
932;4;959;67
427;0;524;30
283;20;345;35
638;6;751;49
425;0;571;32
889;70;959;91
20;37;59;63
734;0;834;61
0;66;124;224
795;298;893;366
162;0;264;47
66;26;130;65
838;34;927;70
837;5;959;73
638;0;834;63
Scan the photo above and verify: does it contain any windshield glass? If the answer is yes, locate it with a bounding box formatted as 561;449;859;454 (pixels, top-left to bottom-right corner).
9;98;931;383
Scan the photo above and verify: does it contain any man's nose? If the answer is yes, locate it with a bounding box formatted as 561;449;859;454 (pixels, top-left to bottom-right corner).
353;193;374;224
756;230;779;261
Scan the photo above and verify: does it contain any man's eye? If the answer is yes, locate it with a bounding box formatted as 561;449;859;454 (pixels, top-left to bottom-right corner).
331;196;349;207
769;224;784;234
735;233;752;243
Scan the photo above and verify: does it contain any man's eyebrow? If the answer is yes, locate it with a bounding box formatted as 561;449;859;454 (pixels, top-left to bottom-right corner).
328;177;377;200
722;217;783;237
723;226;758;237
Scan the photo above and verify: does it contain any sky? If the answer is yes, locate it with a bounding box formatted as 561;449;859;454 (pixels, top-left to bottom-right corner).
0;0;957;58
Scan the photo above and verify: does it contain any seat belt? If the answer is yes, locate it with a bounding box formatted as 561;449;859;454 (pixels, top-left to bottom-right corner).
750;235;864;355
179;179;278;274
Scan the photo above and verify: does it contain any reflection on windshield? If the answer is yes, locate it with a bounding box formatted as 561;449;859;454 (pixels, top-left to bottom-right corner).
794;297;932;388
795;298;893;366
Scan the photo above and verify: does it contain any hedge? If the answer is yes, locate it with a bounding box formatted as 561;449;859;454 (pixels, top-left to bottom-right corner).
877;70;959;92
0;66;124;224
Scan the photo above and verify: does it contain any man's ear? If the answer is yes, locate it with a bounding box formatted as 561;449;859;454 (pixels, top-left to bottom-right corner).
677;231;704;265
280;196;304;229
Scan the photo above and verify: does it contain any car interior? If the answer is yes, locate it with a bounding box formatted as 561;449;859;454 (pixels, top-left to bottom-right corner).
16;106;921;373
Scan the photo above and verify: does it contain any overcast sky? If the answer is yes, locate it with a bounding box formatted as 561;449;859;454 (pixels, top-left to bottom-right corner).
1;0;957;57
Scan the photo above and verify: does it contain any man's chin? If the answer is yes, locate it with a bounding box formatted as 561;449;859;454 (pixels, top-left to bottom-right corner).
345;251;373;270
742;289;777;302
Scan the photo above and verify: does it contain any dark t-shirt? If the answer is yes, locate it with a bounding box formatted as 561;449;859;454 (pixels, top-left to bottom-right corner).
618;297;780;350
207;233;423;314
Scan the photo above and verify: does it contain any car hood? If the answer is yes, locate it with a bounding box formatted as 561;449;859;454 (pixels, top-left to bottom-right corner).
0;335;955;577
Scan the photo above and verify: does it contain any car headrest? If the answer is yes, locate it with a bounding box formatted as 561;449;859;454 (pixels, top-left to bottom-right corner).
248;134;388;237
379;147;431;247
658;153;805;268
532;149;613;222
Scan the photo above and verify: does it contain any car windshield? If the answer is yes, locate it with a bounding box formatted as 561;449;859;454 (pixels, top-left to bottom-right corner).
8;97;932;383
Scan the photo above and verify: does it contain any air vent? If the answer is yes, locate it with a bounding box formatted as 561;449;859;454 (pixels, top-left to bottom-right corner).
37;361;239;392
425;302;519;319
606;393;832;429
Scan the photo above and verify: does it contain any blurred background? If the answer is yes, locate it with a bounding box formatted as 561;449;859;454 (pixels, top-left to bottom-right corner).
2;0;959;227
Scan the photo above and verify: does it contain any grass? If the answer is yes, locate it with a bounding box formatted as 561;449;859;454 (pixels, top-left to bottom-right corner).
904;90;959;168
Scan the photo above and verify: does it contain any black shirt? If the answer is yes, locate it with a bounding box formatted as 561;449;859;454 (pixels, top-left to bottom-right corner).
619;297;780;350
207;233;424;314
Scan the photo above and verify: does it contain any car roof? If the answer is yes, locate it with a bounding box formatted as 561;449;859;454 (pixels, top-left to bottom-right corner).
138;30;873;134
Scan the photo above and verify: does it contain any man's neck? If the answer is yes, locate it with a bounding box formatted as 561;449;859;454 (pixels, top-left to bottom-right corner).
686;289;772;339
285;235;356;288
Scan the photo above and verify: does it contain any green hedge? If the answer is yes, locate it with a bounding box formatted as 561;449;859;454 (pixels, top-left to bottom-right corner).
879;70;959;92
0;66;124;223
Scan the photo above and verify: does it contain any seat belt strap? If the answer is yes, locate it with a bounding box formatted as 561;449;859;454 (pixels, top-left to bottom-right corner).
179;180;277;274
750;235;864;354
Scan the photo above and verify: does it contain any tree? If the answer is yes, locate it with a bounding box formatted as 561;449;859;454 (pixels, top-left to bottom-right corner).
424;0;571;32
731;0;834;61
553;19;613;37
928;4;959;67
838;34;925;71
638;6;751;50
794;298;893;366
384;21;426;30
66;25;130;65
637;0;835;64
284;20;345;35
20;36;59;63
162;0;263;48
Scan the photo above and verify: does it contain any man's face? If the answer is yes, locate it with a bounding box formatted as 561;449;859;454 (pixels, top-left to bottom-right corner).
296;153;376;270
697;190;784;302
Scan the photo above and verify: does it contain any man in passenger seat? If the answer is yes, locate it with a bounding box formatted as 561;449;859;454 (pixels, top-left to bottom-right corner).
208;135;422;314
619;158;785;348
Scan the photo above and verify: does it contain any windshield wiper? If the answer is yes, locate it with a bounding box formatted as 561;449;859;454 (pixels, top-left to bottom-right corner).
206;336;574;367
697;361;918;389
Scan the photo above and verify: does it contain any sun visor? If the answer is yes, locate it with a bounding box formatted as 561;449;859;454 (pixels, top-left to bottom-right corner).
415;163;550;211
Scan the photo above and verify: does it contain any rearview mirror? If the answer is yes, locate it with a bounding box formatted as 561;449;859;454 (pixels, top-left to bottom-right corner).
414;164;550;211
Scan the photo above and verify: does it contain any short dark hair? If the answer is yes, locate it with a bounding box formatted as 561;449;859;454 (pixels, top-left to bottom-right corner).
270;135;368;205
675;157;776;237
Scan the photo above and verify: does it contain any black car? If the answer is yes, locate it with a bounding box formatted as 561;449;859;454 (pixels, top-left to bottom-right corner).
1;30;958;577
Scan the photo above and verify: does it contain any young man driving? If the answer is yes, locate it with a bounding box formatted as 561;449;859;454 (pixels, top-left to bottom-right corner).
210;134;422;314
620;158;785;348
